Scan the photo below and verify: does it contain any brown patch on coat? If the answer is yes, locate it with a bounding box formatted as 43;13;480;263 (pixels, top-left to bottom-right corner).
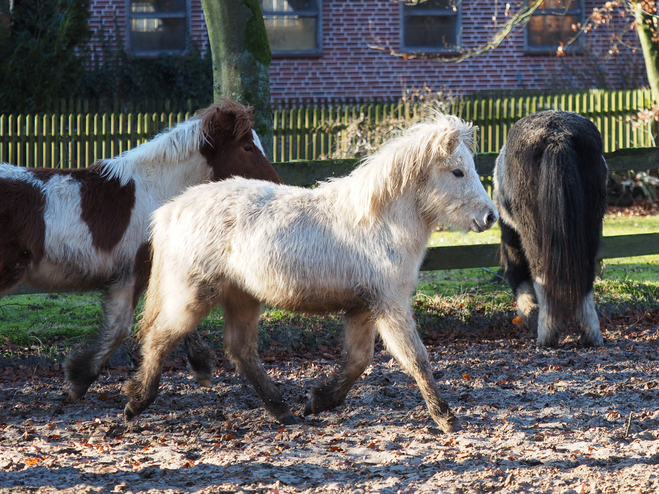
0;177;46;293
132;241;152;309
197;100;283;184
78;163;136;252
19;164;136;252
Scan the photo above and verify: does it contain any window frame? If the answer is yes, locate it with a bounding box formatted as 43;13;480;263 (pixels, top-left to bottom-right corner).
525;0;585;54
126;0;191;57
399;0;462;54
261;0;323;57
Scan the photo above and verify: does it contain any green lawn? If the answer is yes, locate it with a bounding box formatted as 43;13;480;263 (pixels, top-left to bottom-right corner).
428;212;659;246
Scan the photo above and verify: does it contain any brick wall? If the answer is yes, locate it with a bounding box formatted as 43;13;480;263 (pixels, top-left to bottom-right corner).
88;0;647;99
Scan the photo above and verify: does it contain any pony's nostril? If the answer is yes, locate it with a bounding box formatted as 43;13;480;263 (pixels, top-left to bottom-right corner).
485;211;496;226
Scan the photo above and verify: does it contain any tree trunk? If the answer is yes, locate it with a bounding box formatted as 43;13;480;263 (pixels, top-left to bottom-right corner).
200;0;273;159
633;1;659;104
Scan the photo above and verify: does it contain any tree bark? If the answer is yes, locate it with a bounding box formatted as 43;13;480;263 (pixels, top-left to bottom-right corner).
200;0;273;159
633;1;659;104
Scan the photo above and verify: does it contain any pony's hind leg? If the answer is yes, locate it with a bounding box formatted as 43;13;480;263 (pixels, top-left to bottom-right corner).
222;287;295;425
576;291;603;347
304;309;376;417
534;280;561;347
374;304;458;433
183;331;214;387
124;288;212;420
515;281;539;333
500;221;538;332
65;281;135;401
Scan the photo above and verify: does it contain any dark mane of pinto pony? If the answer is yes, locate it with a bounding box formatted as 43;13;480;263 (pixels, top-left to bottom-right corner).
522;112;607;316
198;99;254;143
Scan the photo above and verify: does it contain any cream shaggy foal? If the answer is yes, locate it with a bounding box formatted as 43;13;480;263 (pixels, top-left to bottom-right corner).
124;113;498;433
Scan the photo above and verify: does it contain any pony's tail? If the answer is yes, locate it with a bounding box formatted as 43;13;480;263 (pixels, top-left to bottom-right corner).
537;138;604;317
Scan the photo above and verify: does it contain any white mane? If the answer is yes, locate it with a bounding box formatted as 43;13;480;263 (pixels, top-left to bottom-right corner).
326;113;474;224
99;117;203;186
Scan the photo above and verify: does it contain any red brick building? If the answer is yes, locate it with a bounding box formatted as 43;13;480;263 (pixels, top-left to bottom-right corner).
87;0;647;100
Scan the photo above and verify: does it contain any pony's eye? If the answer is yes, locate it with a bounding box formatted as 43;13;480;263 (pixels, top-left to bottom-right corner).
452;169;464;178
244;145;253;152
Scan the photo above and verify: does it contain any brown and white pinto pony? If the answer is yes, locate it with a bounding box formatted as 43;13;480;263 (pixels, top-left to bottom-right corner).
0;100;282;400
124;113;498;433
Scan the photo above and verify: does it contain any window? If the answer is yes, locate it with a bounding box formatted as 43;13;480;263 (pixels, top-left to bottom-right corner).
526;0;584;53
261;0;321;56
128;0;189;55
401;0;461;53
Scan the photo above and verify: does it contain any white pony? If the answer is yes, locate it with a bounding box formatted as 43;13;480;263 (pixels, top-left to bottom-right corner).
0;100;281;401
124;113;498;433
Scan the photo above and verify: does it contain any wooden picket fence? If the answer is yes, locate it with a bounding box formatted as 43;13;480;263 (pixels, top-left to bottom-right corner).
272;89;656;161
0;111;197;169
0;89;656;168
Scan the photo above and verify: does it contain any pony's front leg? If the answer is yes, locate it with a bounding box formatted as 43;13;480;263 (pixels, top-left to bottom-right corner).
65;282;135;401
576;291;603;347
222;289;295;425
304;309;375;416
374;305;458;433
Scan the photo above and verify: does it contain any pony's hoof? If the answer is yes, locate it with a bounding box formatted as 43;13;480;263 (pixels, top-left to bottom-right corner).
195;375;212;388
434;414;460;434
278;415;298;426
304;399;327;417
67;388;83;403
580;331;604;347
124;404;139;421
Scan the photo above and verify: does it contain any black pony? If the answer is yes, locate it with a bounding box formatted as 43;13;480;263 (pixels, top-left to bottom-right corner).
493;110;608;347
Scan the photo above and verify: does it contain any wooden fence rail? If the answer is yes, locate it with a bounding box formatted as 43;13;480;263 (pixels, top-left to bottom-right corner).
273;147;659;271
8;148;658;296
1;89;656;168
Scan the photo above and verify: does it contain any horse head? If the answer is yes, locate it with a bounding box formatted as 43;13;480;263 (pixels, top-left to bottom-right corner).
198;100;282;184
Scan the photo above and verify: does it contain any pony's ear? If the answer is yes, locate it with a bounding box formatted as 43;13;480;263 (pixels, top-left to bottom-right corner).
442;126;462;156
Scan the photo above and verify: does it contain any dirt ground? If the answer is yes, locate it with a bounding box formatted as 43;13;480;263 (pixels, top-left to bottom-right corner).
0;305;658;494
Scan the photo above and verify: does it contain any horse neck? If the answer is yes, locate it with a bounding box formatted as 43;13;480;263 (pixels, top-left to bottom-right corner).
330;174;431;256
384;189;434;248
336;149;419;226
134;152;212;205
102;119;212;204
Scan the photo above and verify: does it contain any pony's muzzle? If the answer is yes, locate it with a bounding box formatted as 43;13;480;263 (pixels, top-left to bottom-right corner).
471;208;499;233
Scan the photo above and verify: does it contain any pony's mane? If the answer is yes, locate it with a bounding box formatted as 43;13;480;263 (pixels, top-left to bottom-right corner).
198;99;254;144
99;100;254;186
328;113;474;223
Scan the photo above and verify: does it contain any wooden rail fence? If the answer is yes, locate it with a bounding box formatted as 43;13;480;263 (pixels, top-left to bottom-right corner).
1;90;656;168
273;147;659;271
8;148;658;296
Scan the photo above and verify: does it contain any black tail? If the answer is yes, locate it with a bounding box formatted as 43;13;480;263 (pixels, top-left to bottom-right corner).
537;133;606;317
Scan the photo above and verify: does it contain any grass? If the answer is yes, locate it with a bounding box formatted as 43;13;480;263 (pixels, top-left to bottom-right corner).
0;212;657;352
